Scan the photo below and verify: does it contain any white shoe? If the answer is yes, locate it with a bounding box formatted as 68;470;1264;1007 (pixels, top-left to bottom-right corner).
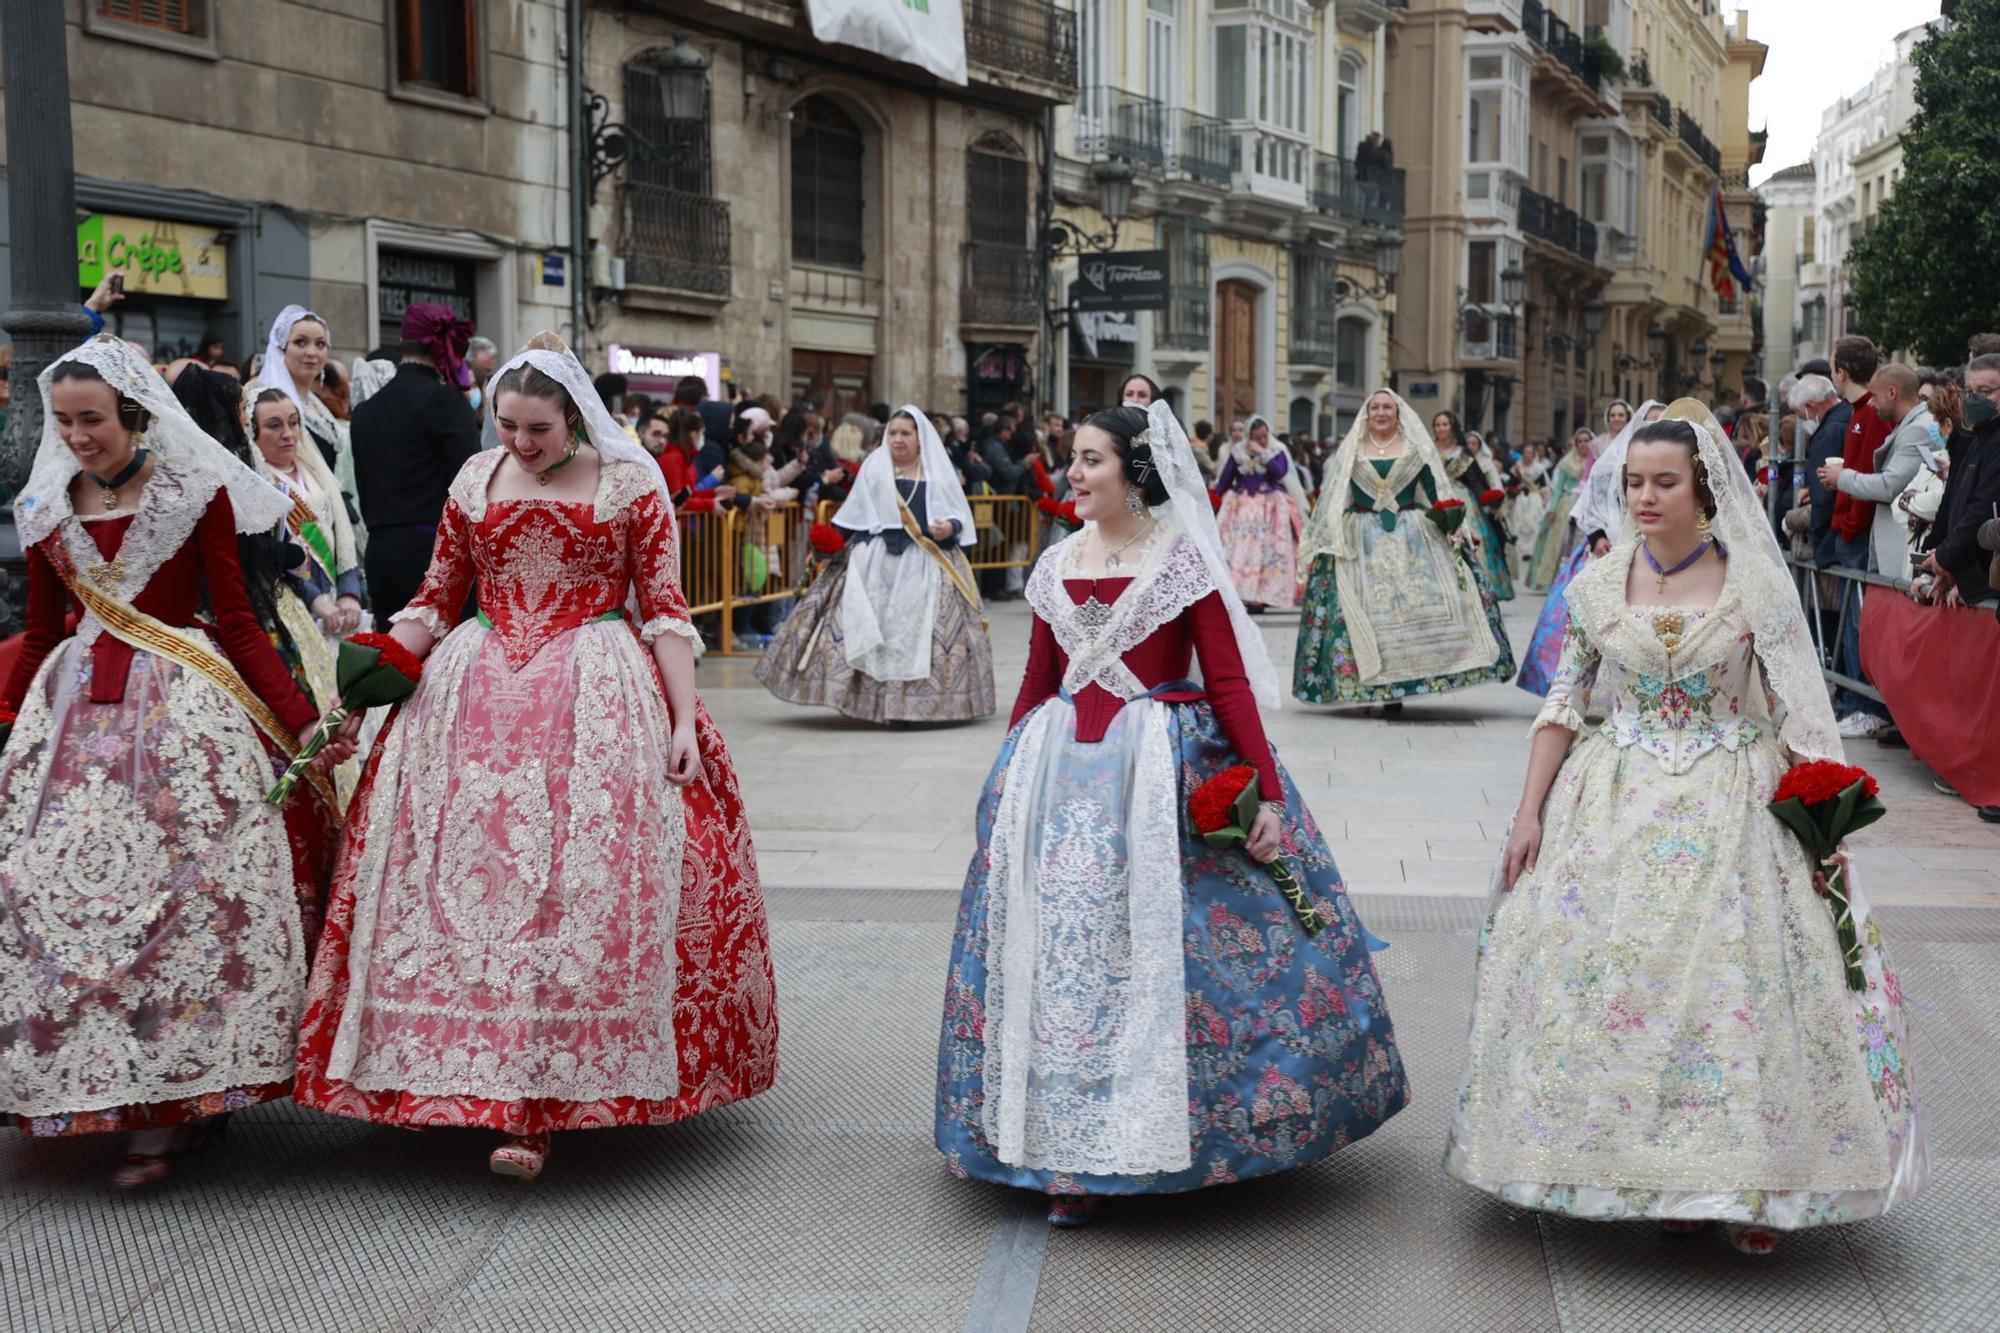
1836;712;1886;738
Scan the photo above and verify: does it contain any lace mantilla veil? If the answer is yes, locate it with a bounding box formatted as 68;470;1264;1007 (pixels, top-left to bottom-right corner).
488;333;677;519
1582;398;1840;762
1299;386;1453;569
17;334;293;548
831;405;977;544
1145;401;1283;708
1570;399;1664;544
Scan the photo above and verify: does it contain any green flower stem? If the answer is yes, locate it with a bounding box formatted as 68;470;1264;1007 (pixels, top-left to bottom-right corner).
264;706;347;807
1823;860;1866;992
1267;856;1327;937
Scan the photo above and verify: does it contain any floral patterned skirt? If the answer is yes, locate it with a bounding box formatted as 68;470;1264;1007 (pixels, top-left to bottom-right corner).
0;639;333;1137
1445;733;1927;1227
295;622;779;1135
1217;490;1303;608
1525;490;1579;590
935;698;1408;1196
1516;545;1590;697
756;545;995;723
1292;551;1517;705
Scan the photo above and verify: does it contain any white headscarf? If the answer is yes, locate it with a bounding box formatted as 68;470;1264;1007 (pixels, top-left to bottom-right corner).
260;305;335;426
1145;402;1282;707
241;378;360;575
1570;399;1664;545
18;334;292;548
1299;387;1452;569
1229;415;1311;519
832;406;976;545
486;332;674;516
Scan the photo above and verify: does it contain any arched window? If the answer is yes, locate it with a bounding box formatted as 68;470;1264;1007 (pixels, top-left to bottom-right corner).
967;132;1028;249
792;97;866;267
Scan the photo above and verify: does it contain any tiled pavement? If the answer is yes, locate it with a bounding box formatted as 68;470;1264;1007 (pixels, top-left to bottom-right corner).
5;594;1993;1331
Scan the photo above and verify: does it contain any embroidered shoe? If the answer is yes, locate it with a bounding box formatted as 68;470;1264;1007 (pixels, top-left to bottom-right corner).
1045;1193;1101;1228
1723;1223;1780;1255
488;1133;551;1181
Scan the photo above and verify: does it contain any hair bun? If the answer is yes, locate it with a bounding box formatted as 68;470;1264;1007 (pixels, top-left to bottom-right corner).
523;331;571;356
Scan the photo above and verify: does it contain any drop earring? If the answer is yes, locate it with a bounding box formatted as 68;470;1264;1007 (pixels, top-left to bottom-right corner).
1124;488;1147;517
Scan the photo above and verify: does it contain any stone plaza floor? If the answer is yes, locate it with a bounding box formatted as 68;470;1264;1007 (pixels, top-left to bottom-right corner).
6;597;1996;1331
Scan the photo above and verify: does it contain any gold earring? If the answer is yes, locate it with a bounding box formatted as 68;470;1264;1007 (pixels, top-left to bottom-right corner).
1697;510;1713;534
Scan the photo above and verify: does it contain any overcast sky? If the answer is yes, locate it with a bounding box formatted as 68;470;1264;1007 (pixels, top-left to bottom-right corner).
1745;0;1943;185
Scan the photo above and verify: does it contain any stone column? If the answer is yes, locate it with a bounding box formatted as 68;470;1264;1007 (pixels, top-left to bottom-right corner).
1;2;95;632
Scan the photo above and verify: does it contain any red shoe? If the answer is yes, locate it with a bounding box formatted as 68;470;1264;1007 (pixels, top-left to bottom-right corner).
1045;1193;1100;1228
488;1133;551;1181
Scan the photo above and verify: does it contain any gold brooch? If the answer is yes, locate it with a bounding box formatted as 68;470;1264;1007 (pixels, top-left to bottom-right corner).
87;559;127;589
1650;610;1685;656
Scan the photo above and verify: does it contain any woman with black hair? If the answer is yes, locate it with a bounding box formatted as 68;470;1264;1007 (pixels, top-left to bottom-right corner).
1448;404;1925;1254
756;406;995;722
1119;372;1160;408
936;402;1407;1228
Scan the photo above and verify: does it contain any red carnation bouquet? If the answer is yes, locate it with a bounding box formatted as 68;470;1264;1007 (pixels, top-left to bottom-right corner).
1427;497;1467;535
1768;760;1886;991
266;631;424;806
1478;487;1507;512
809;522;845;557
1188;765;1325;935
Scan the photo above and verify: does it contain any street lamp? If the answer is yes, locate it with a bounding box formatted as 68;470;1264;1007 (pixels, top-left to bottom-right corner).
1581;298;1606;341
1647;322;1668;363
1709;349;1728;383
1047;161;1136;258
1500;263;1527;309
657;38;711;120
1334;236;1403;302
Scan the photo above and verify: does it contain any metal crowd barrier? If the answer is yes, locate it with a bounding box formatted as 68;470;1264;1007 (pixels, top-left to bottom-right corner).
1785;555;1912;707
807;493;1042;571
677;500;812;656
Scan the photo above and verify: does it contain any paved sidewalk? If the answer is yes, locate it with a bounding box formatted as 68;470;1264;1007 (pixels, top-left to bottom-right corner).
5;890;1990;1331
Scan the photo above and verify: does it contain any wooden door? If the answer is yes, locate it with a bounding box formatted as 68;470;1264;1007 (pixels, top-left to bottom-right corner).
1216;280;1258;423
790;350;874;419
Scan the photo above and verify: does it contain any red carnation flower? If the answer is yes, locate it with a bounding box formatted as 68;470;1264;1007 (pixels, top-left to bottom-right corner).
347;631;424;684
1479;488;1506;505
809;522;845;556
1433;498;1464;510
1773;760;1878;807
1190;764;1258;834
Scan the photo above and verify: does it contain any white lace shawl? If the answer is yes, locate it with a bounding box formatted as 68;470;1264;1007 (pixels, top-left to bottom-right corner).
242;377;360;575
1026;521;1218;703
1299;387;1453;569
832;405;976;543
18;335;292;550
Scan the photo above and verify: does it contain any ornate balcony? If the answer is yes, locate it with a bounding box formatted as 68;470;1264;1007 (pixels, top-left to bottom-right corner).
960;242;1039;330
1311;153;1406;229
1074;86;1169;173
1175;109;1233;187
1519;186;1600;265
965;0;1077;93
623;183;730;297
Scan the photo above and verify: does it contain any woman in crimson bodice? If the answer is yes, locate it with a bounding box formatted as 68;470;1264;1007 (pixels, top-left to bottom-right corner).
934;403;1407;1227
292;336;776;1181
0;336;345;1188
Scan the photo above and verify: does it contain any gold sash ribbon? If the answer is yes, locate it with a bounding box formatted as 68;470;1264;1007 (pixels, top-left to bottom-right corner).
46;541;340;818
896;496;987;627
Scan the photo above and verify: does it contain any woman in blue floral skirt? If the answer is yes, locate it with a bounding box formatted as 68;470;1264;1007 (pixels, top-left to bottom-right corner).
935;402;1407;1227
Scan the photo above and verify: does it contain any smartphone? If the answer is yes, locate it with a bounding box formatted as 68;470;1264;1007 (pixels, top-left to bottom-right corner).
108;273;124;297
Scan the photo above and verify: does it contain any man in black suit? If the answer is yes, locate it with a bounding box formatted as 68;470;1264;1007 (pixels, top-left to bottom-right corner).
350;304;482;626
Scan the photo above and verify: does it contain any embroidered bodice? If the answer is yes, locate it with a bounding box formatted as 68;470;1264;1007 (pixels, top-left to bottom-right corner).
1;483;315;733
1216;450;1290;496
1014;563;1281;800
394;452;694;669
1345;457;1439;522
1534;602;1782;776
845;478;957;553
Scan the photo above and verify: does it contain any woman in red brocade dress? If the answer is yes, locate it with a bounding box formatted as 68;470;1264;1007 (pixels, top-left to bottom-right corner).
0;337;345;1189
294;335;777;1180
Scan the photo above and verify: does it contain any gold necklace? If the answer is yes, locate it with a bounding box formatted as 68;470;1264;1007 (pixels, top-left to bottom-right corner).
1097;519;1154;570
535;437;581;485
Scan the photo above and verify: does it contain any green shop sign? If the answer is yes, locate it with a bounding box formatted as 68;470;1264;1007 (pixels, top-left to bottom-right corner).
77;212;229;300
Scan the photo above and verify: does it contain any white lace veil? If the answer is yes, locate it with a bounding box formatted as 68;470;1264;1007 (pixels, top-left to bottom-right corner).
240;377;361;572
1656;399;1838;759
486;332;674;516
18;334;293;547
832;405;976;544
260;305;330;423
348;357;397;409
1571;399;1664;544
1299;386;1451;568
1143;401;1282;708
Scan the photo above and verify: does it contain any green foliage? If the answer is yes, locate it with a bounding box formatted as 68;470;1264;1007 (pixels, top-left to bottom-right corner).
1586;33;1625;83
1848;0;2000;365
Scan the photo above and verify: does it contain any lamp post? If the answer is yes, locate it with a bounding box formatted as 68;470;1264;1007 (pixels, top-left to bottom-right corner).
2;0;96;634
1039;159;1140;416
1334;235;1402;302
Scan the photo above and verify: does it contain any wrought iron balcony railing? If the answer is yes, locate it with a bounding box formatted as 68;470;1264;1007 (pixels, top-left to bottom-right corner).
960;242;1039;329
623;183;730;297
965;0;1077;92
1311;153;1406;229
1175;109;1233;186
1074;86;1169;172
1520;186;1598;263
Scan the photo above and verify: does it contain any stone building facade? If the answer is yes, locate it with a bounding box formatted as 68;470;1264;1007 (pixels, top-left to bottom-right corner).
0;0;572;367
584;0;1073;417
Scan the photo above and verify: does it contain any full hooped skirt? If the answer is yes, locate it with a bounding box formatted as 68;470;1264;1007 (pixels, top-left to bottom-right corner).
756;545;995;723
936;697;1408;1195
1292;548;1517;705
1217;489;1304;609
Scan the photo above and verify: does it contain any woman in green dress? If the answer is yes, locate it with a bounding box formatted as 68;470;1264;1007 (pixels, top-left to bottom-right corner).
1293;388;1515;707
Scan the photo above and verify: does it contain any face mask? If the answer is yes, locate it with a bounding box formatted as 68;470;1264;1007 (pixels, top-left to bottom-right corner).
466;387;483;412
1965;394;1998;428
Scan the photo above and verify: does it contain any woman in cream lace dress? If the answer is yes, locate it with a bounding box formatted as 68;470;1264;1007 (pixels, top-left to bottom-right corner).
1445;404;1926;1254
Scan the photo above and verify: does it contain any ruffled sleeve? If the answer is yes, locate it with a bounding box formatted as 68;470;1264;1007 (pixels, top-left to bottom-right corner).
388;498;475;642
626;489;699;647
1532;617;1600;737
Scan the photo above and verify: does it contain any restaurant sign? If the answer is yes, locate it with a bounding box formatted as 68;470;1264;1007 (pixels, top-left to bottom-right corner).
77;213;229;300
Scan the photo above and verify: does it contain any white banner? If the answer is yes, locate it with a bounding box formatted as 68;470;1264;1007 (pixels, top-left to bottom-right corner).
804;0;968;87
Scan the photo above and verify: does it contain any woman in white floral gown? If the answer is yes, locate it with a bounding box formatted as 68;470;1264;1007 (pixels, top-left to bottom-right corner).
1445;402;1927;1253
